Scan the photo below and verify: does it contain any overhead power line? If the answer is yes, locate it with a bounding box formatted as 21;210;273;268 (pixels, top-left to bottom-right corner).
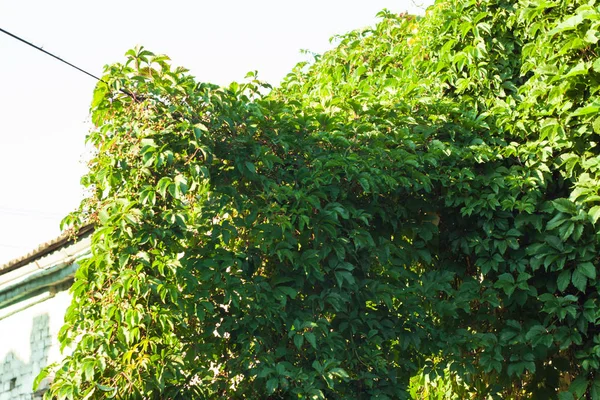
0;26;139;101
0;26;105;83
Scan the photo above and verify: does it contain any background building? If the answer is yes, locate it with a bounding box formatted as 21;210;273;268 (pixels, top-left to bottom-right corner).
0;226;91;400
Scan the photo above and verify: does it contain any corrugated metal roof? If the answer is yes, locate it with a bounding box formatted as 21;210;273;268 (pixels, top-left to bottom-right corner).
0;224;94;277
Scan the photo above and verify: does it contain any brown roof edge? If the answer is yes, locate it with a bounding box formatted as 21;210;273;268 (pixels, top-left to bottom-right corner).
0;224;95;276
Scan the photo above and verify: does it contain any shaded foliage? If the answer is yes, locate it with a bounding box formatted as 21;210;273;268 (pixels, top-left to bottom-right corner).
39;0;600;398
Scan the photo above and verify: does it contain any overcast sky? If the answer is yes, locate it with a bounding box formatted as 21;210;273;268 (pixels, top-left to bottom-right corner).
0;0;431;264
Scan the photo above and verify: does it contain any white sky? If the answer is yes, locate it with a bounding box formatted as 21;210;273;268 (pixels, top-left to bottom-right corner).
0;0;430;264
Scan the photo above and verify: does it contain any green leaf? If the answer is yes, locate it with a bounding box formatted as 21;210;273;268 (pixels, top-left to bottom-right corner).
305;332;317;349
329;367;349;379
497;273;515;284
174;174;188;196
592;378;600;400
589;206;600;224
193;123;209;138
593;59;600;74
590;378;600;400
293;333;304;350
578;262;596;280
98;208;110;224
563;62;589;79
573;224;584;242
558;392;574;400
245;161;256;174
594;116;600;134
358;177;370;191
266;378;278;394
80;387;97;400
557;270;571;292
570;376;588;398
278;286;297;299
547;213;568;230
585;29;599;44
553;199;577;214
570;102;600;117
559;222;575;241
96;384;116;393
549;14;584;35
525;325;546;341
507;361;527;377
91;81;108;109
334;271;355;288
157;177;173;198
33;368;49;391
545;235;565;251
572;269;588;292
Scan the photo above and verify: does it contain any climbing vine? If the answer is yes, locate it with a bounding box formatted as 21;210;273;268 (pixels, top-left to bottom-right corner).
39;0;600;398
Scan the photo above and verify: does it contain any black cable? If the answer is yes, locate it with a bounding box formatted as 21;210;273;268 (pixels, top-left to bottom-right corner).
0;26;140;101
0;27;106;83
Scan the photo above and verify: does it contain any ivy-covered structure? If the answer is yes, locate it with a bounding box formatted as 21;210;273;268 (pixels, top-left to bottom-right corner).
6;0;600;397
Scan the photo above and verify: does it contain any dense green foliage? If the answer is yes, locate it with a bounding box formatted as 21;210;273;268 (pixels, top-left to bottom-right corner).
39;0;600;398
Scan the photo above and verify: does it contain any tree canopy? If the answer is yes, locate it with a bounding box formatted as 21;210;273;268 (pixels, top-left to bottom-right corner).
39;0;600;398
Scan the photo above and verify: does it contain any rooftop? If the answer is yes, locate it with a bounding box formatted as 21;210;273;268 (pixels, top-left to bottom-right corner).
0;225;94;277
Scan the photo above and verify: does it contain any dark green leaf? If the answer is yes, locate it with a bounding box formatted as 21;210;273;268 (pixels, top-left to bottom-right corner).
572;269;588;292
558;270;571;292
